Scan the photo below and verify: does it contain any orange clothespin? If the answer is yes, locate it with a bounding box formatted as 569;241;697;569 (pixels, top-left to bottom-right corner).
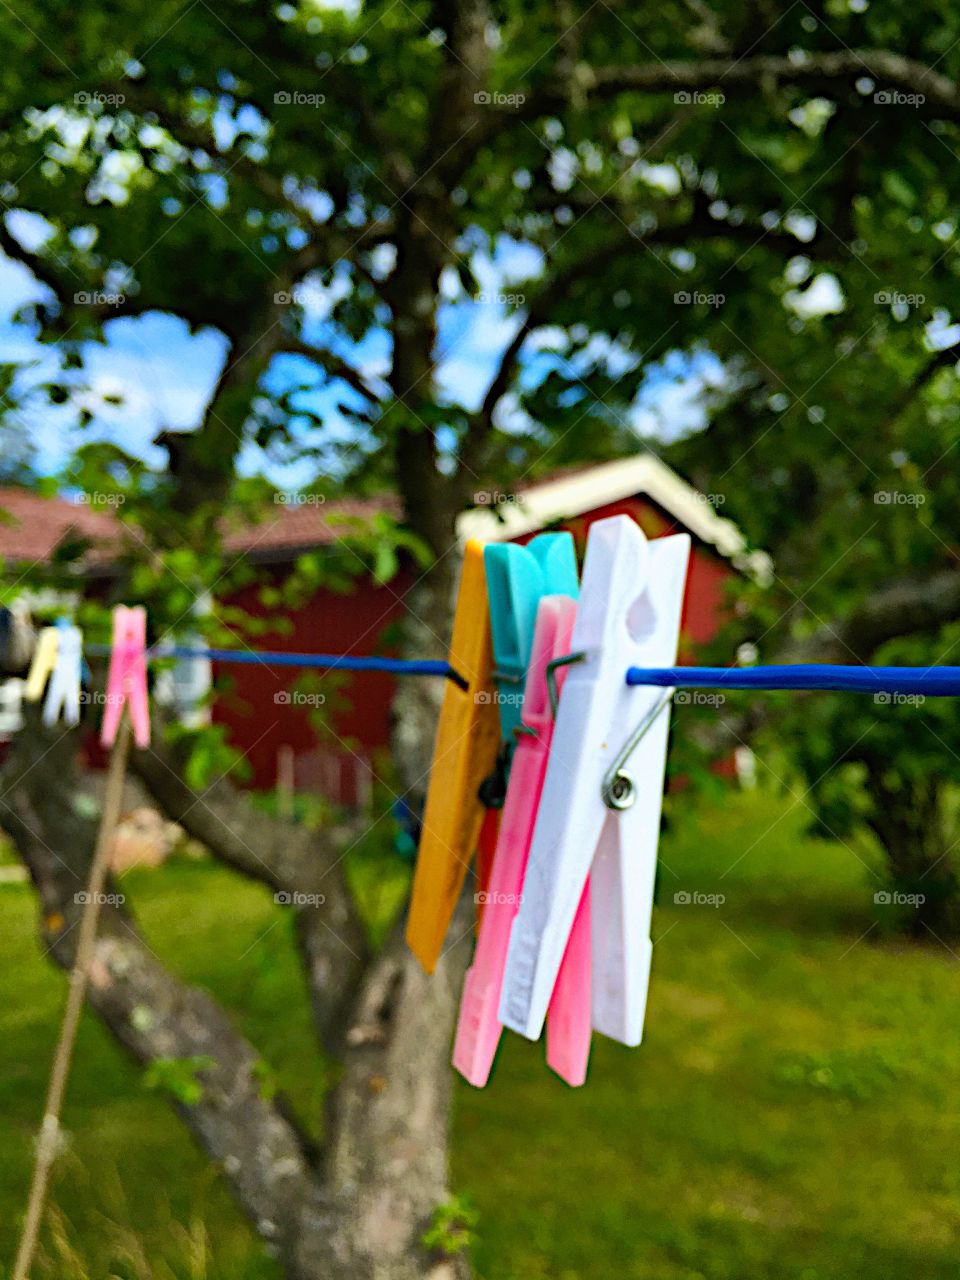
406;541;501;973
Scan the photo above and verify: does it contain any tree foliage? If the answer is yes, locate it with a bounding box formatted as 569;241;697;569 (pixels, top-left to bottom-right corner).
5;1;960;1274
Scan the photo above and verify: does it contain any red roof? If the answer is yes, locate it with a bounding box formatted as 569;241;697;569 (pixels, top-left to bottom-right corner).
0;461;765;577
222;496;401;559
0;487;401;569
0;489;121;570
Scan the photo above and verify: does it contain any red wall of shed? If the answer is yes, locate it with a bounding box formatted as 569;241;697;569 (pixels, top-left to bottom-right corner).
213;568;411;798
214;500;734;800
516;493;732;659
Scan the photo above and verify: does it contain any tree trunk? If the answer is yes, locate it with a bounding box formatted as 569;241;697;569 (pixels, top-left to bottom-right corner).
294;900;474;1280
392;553;464;802
863;765;960;937
1;705;473;1280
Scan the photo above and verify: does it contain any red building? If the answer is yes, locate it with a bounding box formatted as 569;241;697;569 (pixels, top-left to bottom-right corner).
0;457;769;803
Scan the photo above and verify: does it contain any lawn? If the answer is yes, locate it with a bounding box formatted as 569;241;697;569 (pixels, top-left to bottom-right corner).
2;788;959;1279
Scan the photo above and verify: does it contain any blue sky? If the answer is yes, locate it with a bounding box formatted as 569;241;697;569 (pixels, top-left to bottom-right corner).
1;226;727;487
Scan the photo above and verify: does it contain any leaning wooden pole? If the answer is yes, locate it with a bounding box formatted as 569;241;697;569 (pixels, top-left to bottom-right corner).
12;713;132;1280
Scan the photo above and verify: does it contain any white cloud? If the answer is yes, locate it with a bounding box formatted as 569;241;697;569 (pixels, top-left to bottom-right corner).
783;272;845;318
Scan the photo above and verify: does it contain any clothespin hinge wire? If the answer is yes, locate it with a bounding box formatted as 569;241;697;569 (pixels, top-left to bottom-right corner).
601;688;674;811
545;650;586;718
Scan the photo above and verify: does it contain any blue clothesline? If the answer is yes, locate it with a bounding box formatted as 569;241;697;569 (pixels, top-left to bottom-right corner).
626;664;960;696
84;642;462;685
83;642;960;697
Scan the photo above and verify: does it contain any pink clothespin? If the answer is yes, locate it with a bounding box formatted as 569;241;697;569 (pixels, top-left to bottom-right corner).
101;606;150;748
453;594;592;1088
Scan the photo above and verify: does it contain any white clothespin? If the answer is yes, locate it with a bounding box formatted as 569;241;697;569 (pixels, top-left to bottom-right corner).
43;624;83;728
500;514;690;1047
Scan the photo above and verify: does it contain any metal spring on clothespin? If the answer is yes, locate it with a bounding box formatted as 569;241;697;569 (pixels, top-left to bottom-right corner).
544;653;675;810
601;689;674;811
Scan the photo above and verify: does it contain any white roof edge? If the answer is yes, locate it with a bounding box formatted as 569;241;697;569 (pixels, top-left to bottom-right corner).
456;454;772;584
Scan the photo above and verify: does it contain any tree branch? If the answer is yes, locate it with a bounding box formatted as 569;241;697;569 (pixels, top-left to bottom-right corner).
276;337;385;405
781;565;960;665
697;566;960;755
0;712;326;1278
132;732;369;1050
531;49;960;118
0;220;151;325
476;210;835;434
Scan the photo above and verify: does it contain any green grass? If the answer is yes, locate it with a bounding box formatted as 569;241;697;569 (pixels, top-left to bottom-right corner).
2;790;960;1277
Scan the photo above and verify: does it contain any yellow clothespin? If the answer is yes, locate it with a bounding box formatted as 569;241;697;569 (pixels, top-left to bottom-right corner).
23;627;59;702
406;541;502;973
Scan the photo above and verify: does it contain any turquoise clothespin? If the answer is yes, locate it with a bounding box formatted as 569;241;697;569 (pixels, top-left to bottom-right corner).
484;532;580;745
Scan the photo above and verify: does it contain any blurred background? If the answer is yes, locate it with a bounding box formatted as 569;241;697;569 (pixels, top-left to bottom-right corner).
1;1;960;1276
